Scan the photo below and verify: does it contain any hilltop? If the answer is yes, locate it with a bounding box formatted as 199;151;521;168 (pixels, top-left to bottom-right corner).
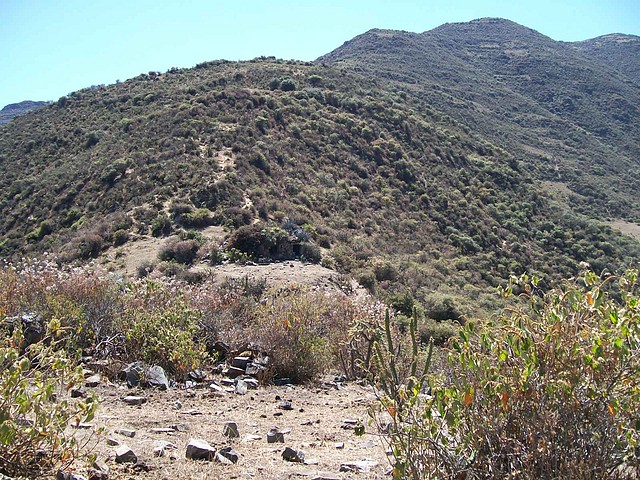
0;100;48;125
319;18;640;222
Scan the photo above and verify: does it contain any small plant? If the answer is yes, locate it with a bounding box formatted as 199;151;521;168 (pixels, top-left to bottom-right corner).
0;320;99;478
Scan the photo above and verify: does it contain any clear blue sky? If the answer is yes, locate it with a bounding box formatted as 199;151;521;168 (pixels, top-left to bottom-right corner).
1;0;638;108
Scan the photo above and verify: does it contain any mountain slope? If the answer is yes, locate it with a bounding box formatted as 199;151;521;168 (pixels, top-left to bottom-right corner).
0;100;48;125
318;18;640;222
1;31;639;316
572;33;640;80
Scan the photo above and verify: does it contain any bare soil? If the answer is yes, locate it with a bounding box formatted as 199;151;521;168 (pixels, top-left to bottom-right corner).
608;220;640;241
69;378;390;479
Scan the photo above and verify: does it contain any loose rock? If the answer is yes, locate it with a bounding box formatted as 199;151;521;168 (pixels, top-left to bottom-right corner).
146;365;169;390
123;395;147;406
282;446;305;463
222;421;239;438
115;444;137;464
340;460;379;473
185;438;216;461
85;374;101;387
120;362;144;388
115;428;136;438
217;446;239;464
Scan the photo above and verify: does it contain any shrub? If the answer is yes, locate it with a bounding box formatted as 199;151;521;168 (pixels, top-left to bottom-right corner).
151;214;172;237
250;288;349;383
158;238;200;265
118;282;206;380
180;208;213;228
0;321;99;478
373;270;640;479
112;229;129;246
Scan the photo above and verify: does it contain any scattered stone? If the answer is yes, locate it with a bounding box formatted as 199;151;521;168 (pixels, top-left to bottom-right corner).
339;460;379;473
223;421;239;438
85;374;101;387
153;445;165;457
115;444;137;464
304;458;319;465
301;418;320;426
180;409;202;415
282;446;305;463
70;387;86;398
71;422;94;429
311;476;341;480
243;434;262;442
215;452;233;465
87;469;108;480
242;377;260;389
188;368;207;382
245;363;265;378
185;438;216;461
120;361;144;388
217;446;239;464
185;380;197;389
273;377;292;386
220;378;236;387
213;341;230;357
235;380;248;395
169;423;190;432
149;428;175;434
56;471;87;480
146;365;169;390
173;400;183;410
335;442;345;449
115;428;136;438
231;356;251;369
91;458;109;476
278;400;293;411
267;428;285;443
226;366;245;378
123;395;146;406
106;437;120;446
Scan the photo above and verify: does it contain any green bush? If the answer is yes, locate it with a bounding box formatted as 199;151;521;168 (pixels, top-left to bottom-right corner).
0;321;98;478
119;282;206;380
373;270;640;479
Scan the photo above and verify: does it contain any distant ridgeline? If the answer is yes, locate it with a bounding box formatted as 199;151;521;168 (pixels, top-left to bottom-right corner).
0;18;638;317
0;100;49;126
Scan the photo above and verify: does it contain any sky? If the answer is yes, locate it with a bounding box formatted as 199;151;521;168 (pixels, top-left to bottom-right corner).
1;0;638;109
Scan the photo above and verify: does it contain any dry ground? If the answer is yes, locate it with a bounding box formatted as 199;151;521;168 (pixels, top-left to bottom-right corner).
68;378;390;480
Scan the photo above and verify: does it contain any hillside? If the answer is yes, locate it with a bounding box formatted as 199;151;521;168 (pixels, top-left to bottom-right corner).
318;18;640;222
1;23;639;316
0;100;48;125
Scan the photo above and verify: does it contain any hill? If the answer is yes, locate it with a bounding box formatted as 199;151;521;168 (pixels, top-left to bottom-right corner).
0;100;49;125
318;18;640;222
1;21;639;317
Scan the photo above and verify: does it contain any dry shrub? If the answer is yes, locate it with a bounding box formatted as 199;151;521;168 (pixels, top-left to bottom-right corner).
249;287;379;383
